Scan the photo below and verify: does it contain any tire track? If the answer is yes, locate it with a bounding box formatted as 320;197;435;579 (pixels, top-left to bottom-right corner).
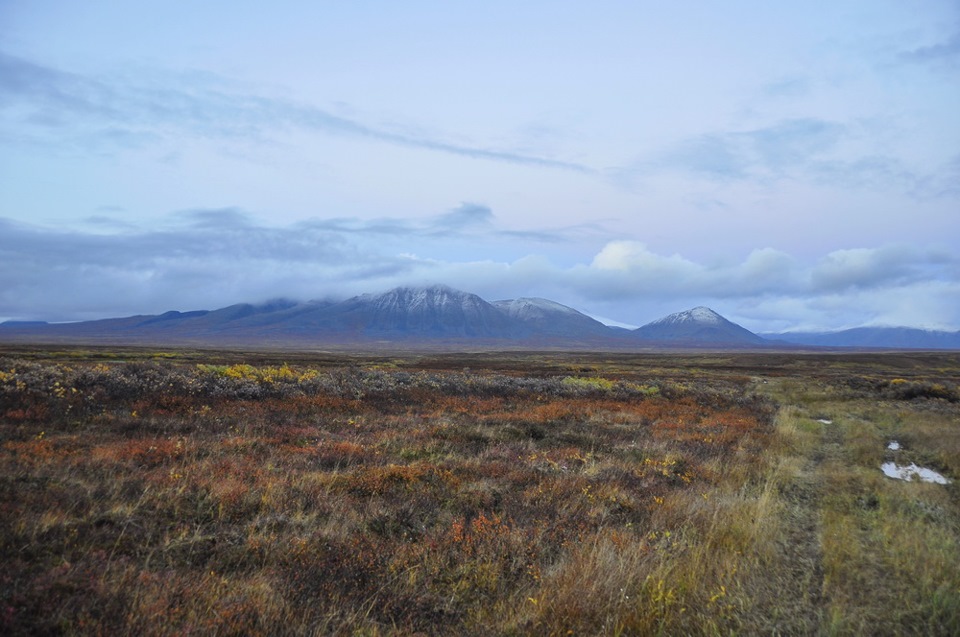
751;413;841;634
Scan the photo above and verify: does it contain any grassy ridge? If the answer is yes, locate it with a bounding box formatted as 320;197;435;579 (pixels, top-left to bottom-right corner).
0;350;958;635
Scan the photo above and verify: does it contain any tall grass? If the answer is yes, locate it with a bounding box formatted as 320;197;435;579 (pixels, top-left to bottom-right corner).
762;375;960;636
1;353;957;634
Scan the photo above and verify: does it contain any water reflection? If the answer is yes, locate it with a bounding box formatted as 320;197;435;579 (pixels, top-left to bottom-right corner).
881;461;950;484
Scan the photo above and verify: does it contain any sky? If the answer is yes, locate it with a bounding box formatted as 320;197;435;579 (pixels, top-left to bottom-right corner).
1;1;958;332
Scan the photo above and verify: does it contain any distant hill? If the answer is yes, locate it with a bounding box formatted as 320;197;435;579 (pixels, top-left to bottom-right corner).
15;285;958;350
762;327;960;350
632;306;767;346
0;287;769;349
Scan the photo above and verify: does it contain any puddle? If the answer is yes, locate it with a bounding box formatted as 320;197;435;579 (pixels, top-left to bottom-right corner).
882;439;949;483
816;419;833;424
881;462;950;484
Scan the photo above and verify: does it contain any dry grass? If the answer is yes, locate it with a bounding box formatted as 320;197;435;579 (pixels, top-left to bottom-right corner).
757;372;960;636
1;350;958;635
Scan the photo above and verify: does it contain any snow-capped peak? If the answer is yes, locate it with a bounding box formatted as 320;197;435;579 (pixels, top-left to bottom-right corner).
493;297;581;318
368;285;477;308
653;306;724;326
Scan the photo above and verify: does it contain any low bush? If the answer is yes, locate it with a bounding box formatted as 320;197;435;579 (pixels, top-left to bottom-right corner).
0;355;782;635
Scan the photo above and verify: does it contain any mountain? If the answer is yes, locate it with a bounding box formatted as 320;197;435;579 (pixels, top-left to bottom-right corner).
632;306;766;346
491;297;612;338
307;285;519;338
0;286;524;345
762;327;960;350
4;291;953;348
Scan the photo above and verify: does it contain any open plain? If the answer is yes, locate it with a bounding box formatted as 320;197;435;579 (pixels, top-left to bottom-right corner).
1;346;958;635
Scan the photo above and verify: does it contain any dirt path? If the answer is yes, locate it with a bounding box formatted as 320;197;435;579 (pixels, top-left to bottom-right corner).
749;413;843;634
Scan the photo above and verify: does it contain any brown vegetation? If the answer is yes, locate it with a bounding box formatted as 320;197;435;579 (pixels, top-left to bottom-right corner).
1;348;958;635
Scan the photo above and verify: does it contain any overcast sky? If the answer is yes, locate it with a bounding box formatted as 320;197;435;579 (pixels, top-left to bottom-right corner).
2;1;958;332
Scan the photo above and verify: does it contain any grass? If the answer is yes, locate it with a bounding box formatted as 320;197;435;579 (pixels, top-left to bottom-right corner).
0;347;958;634
755;371;960;636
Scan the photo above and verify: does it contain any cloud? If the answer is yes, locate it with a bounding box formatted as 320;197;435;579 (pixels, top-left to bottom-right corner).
0;205;589;321
82;215;138;231
761;76;811;98
744;280;960;332
0;214;391;320
808;246;942;292
292;203;586;246
668;118;846;178
900;33;960;66
175;207;253;229
573;243;791;302
0;53;115;120
635;117;958;200
661;135;749;180
654;118;846;181
0;51;592;172
590;241;700;277
441;244;959;331
746;119;846;169
433;202;494;231
3;212;955;331
576;241;954;300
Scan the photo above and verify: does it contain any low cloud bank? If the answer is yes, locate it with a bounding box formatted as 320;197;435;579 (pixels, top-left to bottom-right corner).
2;211;957;332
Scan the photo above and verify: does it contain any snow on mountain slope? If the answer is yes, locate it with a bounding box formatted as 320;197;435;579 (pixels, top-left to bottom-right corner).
328;285;519;337
493;297;581;320
634;307;765;345
492;298;614;337
647;306;724;326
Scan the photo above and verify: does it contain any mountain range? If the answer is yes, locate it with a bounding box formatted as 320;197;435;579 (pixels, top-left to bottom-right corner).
760;327;960;350
1;284;957;350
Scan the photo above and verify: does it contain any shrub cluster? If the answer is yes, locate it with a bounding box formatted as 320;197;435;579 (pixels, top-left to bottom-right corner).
0;358;772;425
0;356;778;635
839;375;959;403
